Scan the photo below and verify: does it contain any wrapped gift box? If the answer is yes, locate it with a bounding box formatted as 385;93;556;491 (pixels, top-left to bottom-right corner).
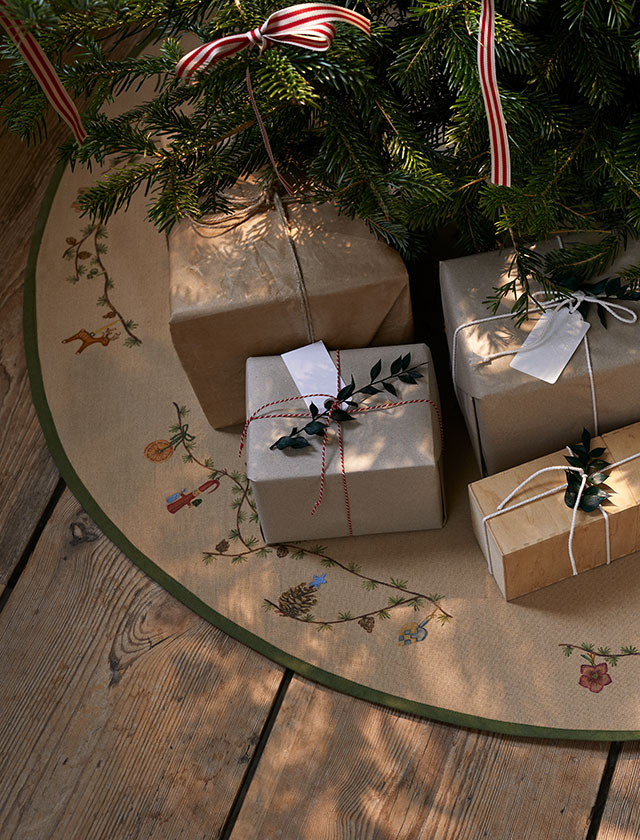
169;182;414;429
245;343;445;544
440;238;640;475
469;423;640;600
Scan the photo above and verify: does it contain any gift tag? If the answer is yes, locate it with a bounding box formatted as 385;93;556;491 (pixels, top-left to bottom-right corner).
281;341;345;410
510;309;590;384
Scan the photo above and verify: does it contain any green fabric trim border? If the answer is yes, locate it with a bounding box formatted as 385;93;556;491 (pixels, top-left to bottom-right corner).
22;160;636;743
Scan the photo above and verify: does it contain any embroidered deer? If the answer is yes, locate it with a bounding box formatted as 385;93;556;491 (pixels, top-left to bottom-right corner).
62;326;120;354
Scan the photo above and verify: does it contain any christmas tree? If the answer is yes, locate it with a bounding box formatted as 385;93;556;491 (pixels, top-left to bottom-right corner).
2;0;640;315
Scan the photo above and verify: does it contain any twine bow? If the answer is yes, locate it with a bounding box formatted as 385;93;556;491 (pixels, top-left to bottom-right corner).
0;0;85;144
240;351;443;536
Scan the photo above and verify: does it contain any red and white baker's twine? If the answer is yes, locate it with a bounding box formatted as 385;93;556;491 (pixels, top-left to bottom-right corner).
0;0;85;144
239;351;444;536
478;0;510;186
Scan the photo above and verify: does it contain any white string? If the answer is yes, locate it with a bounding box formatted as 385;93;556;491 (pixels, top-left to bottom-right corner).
583;334;598;436
567;472;588;575
601;507;611;564
481;448;640;579
450;311;513;400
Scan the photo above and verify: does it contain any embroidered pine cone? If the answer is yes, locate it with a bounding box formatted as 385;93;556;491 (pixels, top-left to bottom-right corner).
276;545;289;558
358;615;375;633
278;582;318;618
215;539;230;553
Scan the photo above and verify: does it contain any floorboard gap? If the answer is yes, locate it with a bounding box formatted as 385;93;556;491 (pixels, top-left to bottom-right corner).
586;741;622;840
0;476;65;614
219;668;293;840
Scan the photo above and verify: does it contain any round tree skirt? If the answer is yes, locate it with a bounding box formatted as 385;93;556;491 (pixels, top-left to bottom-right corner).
26;157;640;742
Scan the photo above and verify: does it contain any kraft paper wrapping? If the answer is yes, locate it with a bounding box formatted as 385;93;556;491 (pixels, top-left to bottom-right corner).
469;422;640;600
245;344;445;543
440;238;640;475
169;184;414;429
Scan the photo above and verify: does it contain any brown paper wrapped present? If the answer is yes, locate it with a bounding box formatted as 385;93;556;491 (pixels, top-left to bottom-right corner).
169;184;414;428
440;238;640;475
245;344;444;544
469;423;640;600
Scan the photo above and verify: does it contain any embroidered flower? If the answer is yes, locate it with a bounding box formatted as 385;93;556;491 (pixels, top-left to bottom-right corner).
579;663;612;693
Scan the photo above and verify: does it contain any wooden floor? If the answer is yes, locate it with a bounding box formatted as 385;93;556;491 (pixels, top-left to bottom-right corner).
1;129;639;840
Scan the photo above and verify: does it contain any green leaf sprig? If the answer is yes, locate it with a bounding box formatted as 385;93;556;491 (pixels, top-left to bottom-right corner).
564;429;614;513
270;353;424;452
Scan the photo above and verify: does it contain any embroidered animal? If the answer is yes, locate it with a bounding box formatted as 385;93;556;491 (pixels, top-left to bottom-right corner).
62;326;120;354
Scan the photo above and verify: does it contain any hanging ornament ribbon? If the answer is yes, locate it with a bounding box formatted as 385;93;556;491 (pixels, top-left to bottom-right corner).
0;0;86;144
477;0;510;187
176;3;370;194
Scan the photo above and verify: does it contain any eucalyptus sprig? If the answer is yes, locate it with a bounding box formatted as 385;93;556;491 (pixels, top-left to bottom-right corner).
270;352;424;452
564;429;614;513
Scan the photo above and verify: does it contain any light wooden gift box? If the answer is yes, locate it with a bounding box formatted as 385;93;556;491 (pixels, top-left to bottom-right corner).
469;423;640;600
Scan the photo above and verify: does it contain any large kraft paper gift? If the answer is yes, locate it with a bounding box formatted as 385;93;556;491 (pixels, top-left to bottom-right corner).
469;422;640;601
440;238;640;475
169;184;414;429
245;344;445;544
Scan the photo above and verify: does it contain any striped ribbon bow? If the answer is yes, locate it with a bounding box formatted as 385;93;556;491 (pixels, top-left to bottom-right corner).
176;3;370;79
478;0;510;187
0;0;85;144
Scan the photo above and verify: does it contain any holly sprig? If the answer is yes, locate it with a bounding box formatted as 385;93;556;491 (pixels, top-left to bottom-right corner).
270;353;424;452
564;429;614;513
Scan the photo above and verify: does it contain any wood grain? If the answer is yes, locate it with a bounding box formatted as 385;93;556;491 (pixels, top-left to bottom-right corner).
231;677;609;840
0;126;66;592
0;490;284;839
595;744;640;839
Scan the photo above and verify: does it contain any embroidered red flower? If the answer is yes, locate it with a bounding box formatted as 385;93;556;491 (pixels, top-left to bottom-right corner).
579;663;612;693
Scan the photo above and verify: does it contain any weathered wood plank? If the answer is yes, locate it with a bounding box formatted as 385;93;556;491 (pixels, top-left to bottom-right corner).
0;490;284;839
231;676;609;840
0;126;65;592
595;744;640;839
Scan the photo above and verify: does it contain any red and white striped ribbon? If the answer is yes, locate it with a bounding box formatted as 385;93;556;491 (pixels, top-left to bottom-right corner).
176;3;370;79
0;0;85;144
477;0;510;187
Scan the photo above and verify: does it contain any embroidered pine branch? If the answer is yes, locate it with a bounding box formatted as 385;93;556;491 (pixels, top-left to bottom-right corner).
560;643;640;668
63;223;142;345
264;597;449;628
169;402;259;552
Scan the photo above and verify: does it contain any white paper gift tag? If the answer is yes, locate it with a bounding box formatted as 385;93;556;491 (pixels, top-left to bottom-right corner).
281;341;345;410
510;309;590;384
